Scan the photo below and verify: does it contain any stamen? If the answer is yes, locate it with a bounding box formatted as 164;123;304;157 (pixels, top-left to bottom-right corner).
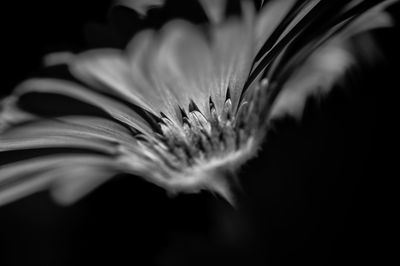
153;85;269;171
188;99;201;113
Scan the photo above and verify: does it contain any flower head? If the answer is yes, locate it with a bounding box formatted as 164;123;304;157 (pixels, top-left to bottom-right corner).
0;0;396;205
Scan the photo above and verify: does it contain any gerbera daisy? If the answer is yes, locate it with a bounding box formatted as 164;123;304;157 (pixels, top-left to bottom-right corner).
0;0;396;206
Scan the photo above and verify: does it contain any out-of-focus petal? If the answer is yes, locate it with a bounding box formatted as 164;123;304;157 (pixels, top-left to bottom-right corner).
0;155;122;206
0;96;37;132
126;30;176;116
209;2;256;115
50;164;118;205
334;1;394;39
149;20;214;119
146;4;255;119
114;0;166;16
270;41;353;118
199;0;227;24
269;1;395;119
69;49;159;115
43;52;75;67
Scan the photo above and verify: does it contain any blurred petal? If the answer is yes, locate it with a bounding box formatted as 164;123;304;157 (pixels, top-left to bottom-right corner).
126;30;177;116
50;165;119;205
199;0;227;24
334;0;395;39
114;0;165;16
270;1;395;119
69;49;159;115
150;20;213;118
0;155;121;206
209;2;255;114
43;52;75;67
270;41;353;118
0;96;37;131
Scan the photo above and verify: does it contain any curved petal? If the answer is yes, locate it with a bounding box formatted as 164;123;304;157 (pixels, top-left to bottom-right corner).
14;79;154;136
270;1;395;119
0;96;37;132
0;116;138;153
270;41;353;118
149;20;214;118
0;155;123;206
69;48;160;115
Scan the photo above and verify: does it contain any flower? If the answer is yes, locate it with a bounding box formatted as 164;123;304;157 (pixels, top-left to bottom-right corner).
0;0;396;206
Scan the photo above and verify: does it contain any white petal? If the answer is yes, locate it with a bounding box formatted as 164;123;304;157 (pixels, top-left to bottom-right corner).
0;136;118;154
126;30;174;115
50;165;118;205
69;48;160;115
274;0;320;44
248;0;320;90
334;1;395;39
150;20;213;118
114;0;165;16
0;96;37;132
14;79;154;136
255;0;296;52
146;5;255;120
0;117;138;153
210;3;255;115
0;155;121;206
199;0;227;24
270;1;395;119
58;116;136;143
270;41;353;118
43;52;74;66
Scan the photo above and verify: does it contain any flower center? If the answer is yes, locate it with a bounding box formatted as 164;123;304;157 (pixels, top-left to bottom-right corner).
148;82;269;173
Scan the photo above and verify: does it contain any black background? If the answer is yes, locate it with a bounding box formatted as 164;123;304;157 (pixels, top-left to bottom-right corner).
0;1;399;265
